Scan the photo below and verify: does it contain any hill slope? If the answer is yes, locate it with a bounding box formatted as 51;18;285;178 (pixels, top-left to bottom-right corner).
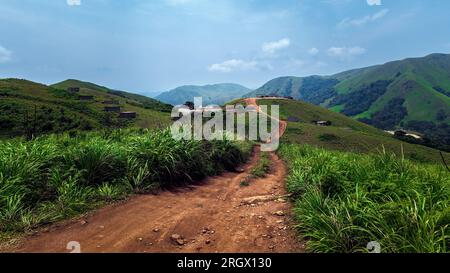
52;79;172;113
251;98;449;164
157;83;251;106
0;78;172;138
245;54;450;151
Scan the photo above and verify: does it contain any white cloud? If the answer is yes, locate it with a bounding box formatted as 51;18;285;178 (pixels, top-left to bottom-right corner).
308;47;319;56
328;47;346;56
67;0;81;6
208;59;259;73
262;38;290;54
367;0;382;6
327;46;366;58
0;45;12;63
208;38;290;73
338;9;388;28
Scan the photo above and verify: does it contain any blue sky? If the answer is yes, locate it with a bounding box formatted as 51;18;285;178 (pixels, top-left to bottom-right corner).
1;0;450;93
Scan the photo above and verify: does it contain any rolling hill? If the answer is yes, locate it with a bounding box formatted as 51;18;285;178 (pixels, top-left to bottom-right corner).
244;53;450;151
0;78;172;138
252;98;450;164
156;83;251;106
52;79;172;113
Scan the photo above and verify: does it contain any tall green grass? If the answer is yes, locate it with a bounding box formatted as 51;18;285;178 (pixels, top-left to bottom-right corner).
0;129;252;234
280;144;449;253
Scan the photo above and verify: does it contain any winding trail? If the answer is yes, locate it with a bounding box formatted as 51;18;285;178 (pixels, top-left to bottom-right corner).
7;99;303;253
244;98;287;137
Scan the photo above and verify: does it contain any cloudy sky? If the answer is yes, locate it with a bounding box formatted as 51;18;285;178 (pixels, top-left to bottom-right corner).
0;0;450;93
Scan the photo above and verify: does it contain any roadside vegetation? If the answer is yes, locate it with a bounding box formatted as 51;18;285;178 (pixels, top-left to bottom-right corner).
250;152;272;178
280;144;449;253
239;152;271;188
0;129;252;237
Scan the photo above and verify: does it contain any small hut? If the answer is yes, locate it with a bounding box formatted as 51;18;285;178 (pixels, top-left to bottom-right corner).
394;130;407;137
406;133;423;140
313;120;332;126
119;111;137;119
394;130;423;140
104;106;121;113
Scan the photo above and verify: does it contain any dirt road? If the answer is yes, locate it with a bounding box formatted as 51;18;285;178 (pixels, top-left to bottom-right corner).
244;98;287;138
8;99;302;253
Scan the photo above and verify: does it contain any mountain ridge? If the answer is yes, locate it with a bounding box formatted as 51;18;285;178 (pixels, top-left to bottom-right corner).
243;53;450;151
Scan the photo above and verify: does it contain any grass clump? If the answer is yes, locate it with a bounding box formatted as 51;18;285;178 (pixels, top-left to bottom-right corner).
280;144;449;253
250;152;271;178
0;128;251;235
240;179;250;187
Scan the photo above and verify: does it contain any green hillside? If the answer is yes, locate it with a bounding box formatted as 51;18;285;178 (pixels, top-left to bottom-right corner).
51;79;172;113
255;99;450;164
244;53;450;151
0;78;172;138
245;76;339;105
157;83;251;106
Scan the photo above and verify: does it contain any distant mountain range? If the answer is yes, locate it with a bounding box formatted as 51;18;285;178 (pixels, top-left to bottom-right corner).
140;91;163;99
156;83;251;106
244;53;450;151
